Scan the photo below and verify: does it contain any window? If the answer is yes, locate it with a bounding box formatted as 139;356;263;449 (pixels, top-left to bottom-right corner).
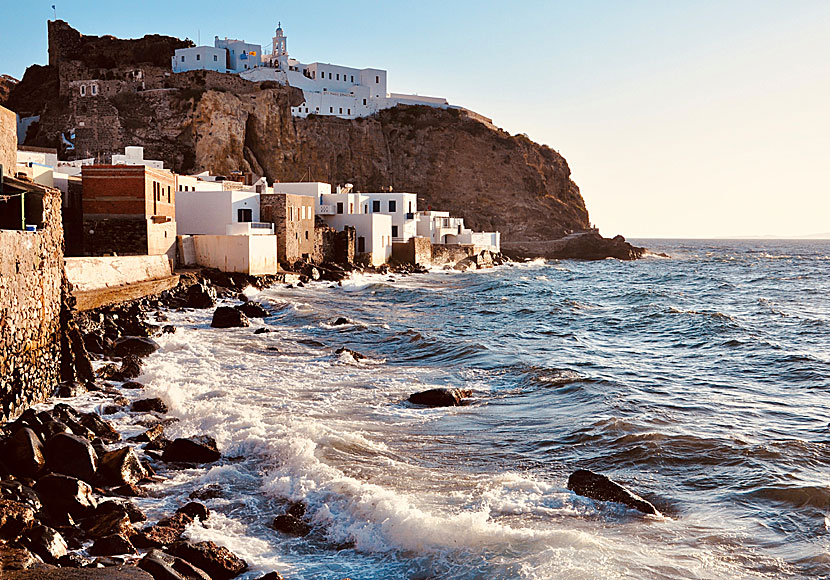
349;203;353;214
330;107;333;113
328;72;332;79
289;207;293;220
388;200;396;212
167;186;171;203
336;202;343;214
80;85;86;96
214;55;218;62
363;99;367;106
91;85;97;95
372;200;380;213
196;54;201;61
350;75;354;82
357;237;365;253
305;231;309;240
392;225;398;238
376;75;379;83
336;74;339;80
347;109;351;115
181;56;185;62
238;208;252;222
408;202;413;213
339;108;343;114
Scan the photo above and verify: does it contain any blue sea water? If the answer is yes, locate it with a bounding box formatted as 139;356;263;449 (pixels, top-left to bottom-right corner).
99;239;830;579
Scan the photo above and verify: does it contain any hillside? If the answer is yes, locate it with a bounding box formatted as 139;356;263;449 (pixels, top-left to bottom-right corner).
3;20;591;242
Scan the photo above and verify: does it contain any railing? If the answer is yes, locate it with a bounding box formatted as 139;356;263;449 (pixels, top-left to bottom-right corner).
317;204;335;215
226;222;274;235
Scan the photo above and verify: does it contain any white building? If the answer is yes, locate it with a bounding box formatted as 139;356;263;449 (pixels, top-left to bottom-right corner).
417;211;500;252
172;37;262;74
111;146;164;169
240;24;451;120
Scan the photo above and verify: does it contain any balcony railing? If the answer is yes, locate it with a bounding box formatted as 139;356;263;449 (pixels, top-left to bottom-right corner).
317;204;335;215
226;222;274;235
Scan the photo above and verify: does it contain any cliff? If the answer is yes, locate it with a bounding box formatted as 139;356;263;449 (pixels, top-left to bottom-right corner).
2;21;592;242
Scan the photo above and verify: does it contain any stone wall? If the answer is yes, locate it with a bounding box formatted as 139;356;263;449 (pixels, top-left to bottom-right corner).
0;105;15;176
260;192;314;264
0;188;63;421
432;244;480;265
83;217;147;256
392;237;432;266
317;225;355;264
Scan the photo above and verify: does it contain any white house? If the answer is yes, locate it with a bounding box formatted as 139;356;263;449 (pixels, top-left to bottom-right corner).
355;192;418;242
111;146;164;169
417;211;500;252
214;37;261;72
240;24;451;120
172;37;262;74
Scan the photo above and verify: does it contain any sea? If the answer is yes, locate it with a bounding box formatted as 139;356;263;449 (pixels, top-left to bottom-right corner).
81;239;830;579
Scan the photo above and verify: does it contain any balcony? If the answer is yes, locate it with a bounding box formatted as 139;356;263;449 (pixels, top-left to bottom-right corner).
226;222;274;235
317;204;335;215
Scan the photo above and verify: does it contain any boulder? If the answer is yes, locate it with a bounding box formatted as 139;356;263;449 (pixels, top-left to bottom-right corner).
0;481;42;513
0;499;36;540
128;424;165;443
81;509;133;539
0;428;45;479
257;574;285;580
0;542;38;571
236;302;268;318
176;502;210;522
55;381;87;398
20;525;67;564
45;433;98;483
186;284;217;309
168;540;248;580
407;388;472;407
41;419;72;440
79;412;121;443
88;533;137;556
211;307;250;328
121;381;145;389
335;347;365;361
133;524;184;549
566;469;660;515
113;337;160;358
271;502;310;537
34;474;97;518
138;549;184;580
331;317;350;326
162;436;221;464
131;398;169;414
96;499;146;524
98;447;147;487
253;328;272;334
118;355;145;380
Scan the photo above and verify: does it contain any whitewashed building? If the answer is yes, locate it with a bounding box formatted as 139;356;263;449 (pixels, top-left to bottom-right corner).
111;146;164;169
417;211;500;252
240;24;451;120
172;37;261;74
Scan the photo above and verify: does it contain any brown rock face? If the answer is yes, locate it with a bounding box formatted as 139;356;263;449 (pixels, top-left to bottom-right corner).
6;21;591;242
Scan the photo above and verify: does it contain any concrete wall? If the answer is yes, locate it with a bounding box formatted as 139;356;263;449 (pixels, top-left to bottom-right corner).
0;188;63;421
65;255;173;292
0;105;15;177
192;234;278;275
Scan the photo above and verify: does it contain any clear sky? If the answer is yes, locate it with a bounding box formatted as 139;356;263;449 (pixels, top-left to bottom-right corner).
1;0;828;238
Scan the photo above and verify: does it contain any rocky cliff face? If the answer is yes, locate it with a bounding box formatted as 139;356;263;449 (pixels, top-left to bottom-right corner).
2;21;590;241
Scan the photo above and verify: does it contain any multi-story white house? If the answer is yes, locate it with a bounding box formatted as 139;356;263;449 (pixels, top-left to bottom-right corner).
172;37;262;74
417;211;500;252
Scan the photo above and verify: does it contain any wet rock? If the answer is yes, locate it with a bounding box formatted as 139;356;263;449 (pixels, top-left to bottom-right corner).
271;502;310;537
189;485;224;500
161;325;177;334
138;549;183;580
89;533;137;556
0;499;36;540
0;481;42;512
566;469;660;515
168;540;248;580
20;525;67;563
172;557;212;580
118;355;145;380
121;380;145;389
335;347;365;361
331;317;350;326
80;412;121;443
113;482;147;498
162;436;221;464
102;405;125;416
94;499;146;525
128;424;165;443
45;433;98;483
211;307;250;329
132;398;169;414
57;553;92;568
236;302;268;318
55;381;87;398
81;508;133;539
253;327;272;334
98;447;147;487
113;336;160;358
176;502;209;522
34;474;97;518
144;437;172;453
186;284;217;309
256;573;285;580
407;388;472;407
133;524;184;549
0;428;45;479
0;542;38;570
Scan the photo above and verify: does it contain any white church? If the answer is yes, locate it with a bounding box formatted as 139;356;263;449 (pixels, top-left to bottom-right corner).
173;22;455;120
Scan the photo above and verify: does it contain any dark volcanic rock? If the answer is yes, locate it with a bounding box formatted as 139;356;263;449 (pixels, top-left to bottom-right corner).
21;524;68;563
236;302;268;318
88;533;137;556
132;398;169;414
331;317;350;326
96;499;146;524
271;513;310;537
253;327;272;334
138;549;183;580
186;284;217;309
98;447;147;486
177;502;210;521
0;542;38;570
113;336;160;358
211;307;250;328
0;427;46;479
128;424;165;443
55;381;87;398
79;412;121;443
121;381;145;389
335;347;365;361
118;355;144;380
0;481;42;513
34;474;97;518
81;509;133;539
502;232;647;261
45;433;98;483
407;388;472;407
133;524;183;549
0;499;36;540
566;469;659;515
162;436;221;464
169;540;248;580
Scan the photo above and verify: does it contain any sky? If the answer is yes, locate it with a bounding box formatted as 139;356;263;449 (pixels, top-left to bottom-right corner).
1;0;828;238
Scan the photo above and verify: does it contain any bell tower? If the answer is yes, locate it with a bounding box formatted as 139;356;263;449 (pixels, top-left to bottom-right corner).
273;22;287;59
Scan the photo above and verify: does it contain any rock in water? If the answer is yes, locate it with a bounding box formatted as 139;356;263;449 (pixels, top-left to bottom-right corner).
112;336;160;358
98;447;147;487
168;540;248;580
566;469;660;515
407;388;472;407
211;307;250;328
186;284;217;309
236;302;268;318
131;398;169;414
162;436;221;464
34;474;97;518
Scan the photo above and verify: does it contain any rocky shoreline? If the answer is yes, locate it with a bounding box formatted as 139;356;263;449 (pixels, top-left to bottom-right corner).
0;256;661;579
